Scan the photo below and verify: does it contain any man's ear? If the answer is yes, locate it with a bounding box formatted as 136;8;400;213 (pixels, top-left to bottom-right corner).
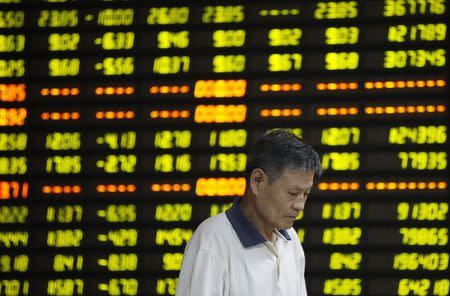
249;168;265;196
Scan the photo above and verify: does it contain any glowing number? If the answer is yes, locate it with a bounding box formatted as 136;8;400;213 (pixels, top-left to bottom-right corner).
323;227;362;245
47;205;83;223
156;278;178;295
0;206;28;224
315;2;358;19
47;279;84;295
194;79;246;98
100;32;135;50
155;229;193;246
48;33;79;51
325;27;359;44
399;228;448;246
397;152;447;170
49;58;80;76
268;28;302;46
209;153;247;172
45;132;81;150
329;253;362;270
0;133;27;151
194;105;247;123
323;278;362;295
98;9;134;26
389;126;447;144
322;152;360;171
0;35;25;52
397;202;448;221
154;154;191;173
154;130;191;149
321;127;360;146
147;7;189;25
325;52;359;70
37;10;78;27
0;59;25;77
213;29;246;47
384;49;446;68
157;31;189;48
47;229;83;247
388;24;447;42
384;0;446;16
0;11;25;28
209;129;247;147
213;55;246;73
100;57;134;75
153;56;190;74
268;53;302;72
46;156;81;174
322;202;361;220
202;6;244;23
0;157;27;175
155;204;192;222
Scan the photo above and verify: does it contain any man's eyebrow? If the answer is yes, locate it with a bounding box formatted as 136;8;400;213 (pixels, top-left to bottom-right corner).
289;185;312;191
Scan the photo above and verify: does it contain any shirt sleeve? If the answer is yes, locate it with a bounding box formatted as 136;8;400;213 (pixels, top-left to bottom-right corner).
176;248;227;296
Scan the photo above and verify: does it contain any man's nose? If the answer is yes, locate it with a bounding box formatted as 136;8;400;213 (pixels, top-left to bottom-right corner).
292;201;304;212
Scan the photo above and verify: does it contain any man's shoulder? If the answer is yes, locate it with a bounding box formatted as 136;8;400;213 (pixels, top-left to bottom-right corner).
196;212;230;235
187;212;234;253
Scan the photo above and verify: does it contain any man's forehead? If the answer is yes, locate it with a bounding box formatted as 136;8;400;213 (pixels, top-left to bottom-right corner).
279;168;314;187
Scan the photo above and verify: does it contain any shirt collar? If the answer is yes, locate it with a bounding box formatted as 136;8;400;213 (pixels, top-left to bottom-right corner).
225;198;291;248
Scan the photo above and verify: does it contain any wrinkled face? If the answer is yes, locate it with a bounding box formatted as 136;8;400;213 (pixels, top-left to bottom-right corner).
253;168;314;230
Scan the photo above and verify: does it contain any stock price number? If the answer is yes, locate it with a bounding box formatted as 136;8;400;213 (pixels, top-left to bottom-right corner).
398;279;449;296
48;33;80;51
397;202;448;221
49;58;80;77
325;27;359;44
268;53;302;72
323;278;362;296
95;57;134;76
154;130;191;149
209;153;246;172
97;9;134;26
399;228;448;246
325;52;359;70
147;7;189;25
384;49;446;68
0;133;27;151
0;10;24;28
154;154;191;173
97;279;138;296
388;23;447;42
0;34;25;52
0;59;25;77
202;6;244;23
397;151;446;170
96;32;135;50
158;31;189;49
96;154;137;173
38;10;78;27
314;1;358;19
46;155;81;174
213;30;245;47
384;0;446;17
97;204;136;223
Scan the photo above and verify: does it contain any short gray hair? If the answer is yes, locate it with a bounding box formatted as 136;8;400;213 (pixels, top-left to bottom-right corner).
246;129;322;182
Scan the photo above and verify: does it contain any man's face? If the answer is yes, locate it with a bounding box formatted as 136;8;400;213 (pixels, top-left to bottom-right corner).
255;168;314;230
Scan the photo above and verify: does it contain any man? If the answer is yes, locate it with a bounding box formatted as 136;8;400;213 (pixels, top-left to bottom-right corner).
176;129;322;296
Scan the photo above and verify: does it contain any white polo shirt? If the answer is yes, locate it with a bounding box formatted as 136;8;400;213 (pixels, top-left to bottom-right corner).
175;200;307;296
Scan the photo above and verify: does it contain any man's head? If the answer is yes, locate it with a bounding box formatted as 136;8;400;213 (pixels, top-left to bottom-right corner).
245;129;322;230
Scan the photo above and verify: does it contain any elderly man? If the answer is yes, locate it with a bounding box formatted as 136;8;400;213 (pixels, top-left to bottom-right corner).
176;129;322;296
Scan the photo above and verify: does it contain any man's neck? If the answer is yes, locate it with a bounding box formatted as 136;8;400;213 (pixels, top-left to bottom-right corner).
239;197;276;243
